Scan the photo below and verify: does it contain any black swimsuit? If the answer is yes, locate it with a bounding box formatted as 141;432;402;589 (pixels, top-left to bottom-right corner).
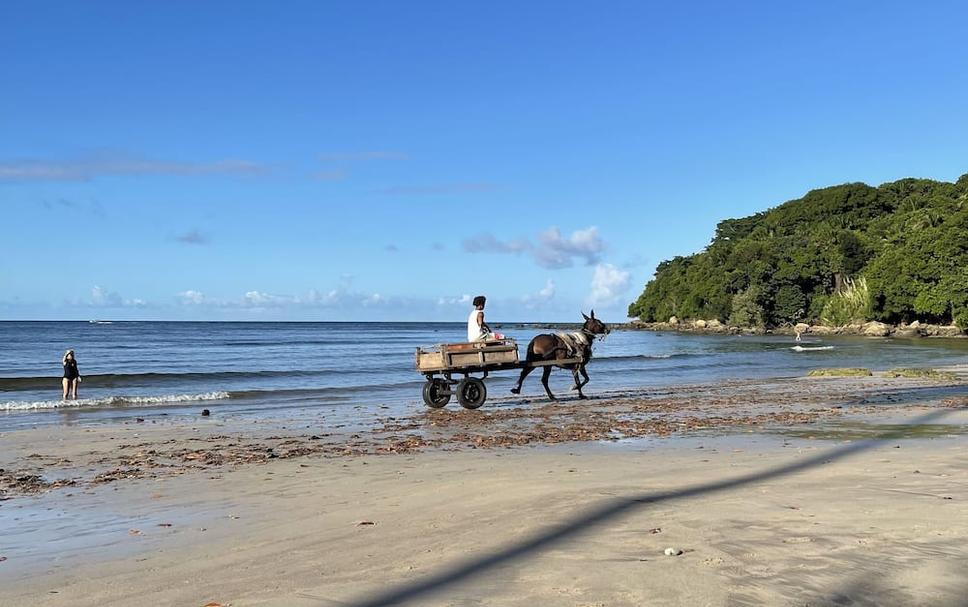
63;360;79;380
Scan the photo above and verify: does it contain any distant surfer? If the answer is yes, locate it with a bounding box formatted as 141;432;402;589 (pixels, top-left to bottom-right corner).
62;349;82;400
795;331;802;343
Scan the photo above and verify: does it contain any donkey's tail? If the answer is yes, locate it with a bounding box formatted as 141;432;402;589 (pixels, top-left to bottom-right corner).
525;340;536;362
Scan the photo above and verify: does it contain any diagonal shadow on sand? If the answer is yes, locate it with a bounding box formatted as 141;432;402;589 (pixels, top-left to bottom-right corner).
342;406;965;607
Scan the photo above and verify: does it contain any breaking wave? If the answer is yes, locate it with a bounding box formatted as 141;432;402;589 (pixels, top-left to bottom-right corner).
1;391;231;411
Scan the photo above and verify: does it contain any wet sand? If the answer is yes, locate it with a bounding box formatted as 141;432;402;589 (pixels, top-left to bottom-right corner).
1;371;967;606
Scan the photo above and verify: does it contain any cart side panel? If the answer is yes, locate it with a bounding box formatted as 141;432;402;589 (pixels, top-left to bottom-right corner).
444;347;518;368
416;350;445;371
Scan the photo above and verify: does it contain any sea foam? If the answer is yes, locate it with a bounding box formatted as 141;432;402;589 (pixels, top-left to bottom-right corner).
0;391;231;411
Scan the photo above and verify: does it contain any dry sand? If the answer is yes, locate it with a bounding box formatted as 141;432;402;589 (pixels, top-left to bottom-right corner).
1;373;967;606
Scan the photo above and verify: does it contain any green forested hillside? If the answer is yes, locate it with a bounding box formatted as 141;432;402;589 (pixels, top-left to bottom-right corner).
628;174;968;328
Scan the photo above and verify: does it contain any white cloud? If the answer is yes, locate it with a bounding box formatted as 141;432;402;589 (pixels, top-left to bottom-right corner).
532;226;604;269
522;279;556;308
588;264;631;306
177;290;205;305
463;226;605;269
90;285;146;307
243;290;294;307
437;294;472;306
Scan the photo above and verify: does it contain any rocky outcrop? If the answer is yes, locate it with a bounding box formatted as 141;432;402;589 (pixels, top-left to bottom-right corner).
923;325;965;338
862;321;892;337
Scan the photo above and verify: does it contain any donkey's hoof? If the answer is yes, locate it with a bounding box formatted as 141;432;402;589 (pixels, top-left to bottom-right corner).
570;385;578;391
578;394;588;400
510;388;520;395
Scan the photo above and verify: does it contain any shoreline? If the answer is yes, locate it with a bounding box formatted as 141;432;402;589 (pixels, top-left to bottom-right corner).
3;370;966;500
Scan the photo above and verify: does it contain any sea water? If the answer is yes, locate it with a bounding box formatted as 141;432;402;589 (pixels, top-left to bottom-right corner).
1;321;965;429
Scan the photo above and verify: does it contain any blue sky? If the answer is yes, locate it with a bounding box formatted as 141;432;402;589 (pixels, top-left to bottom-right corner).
2;1;967;321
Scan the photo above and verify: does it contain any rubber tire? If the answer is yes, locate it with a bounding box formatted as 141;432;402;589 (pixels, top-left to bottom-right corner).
457;378;487;409
422;379;451;408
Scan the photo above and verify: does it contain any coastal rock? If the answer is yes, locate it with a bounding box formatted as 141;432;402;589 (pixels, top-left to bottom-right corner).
894;328;922;339
862;321;892;337
664;547;683;556
908;320;921;329
795;323;810;334
668;316;679;325
693;320;707;329
706;319;723;329
809;325;837;336
923;324;965;338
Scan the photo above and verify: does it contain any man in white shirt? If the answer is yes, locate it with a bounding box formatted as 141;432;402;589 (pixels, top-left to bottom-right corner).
467;295;502;342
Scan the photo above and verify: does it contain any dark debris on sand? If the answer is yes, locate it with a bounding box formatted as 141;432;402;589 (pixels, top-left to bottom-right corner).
2;376;964;498
0;469;76;499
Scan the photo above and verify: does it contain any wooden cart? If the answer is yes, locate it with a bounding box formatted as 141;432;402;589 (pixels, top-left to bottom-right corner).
415;339;584;409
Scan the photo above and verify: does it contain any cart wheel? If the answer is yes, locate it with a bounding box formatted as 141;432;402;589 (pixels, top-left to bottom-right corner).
457;378;487;409
422;379;451;408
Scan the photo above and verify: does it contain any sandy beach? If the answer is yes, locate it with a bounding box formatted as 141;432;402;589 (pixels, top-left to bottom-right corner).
2;371;967;607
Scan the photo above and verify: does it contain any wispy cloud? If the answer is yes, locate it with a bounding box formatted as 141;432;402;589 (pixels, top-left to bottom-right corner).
522;279;556;308
385;244;400;252
463;226;605;269
175;277;389;311
462;233;530;255
318;151;409;162
39;197;106;217
90;285;147;308
378;182;498;196
0;153;268;182
622;253;649;269
175;229;210;245
311;168;346;182
587;263;631;307
177;290;206;305
437;294;472;306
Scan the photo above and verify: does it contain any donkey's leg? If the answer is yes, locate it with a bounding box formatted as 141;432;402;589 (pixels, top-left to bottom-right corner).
579;365;590;388
572;367;587;399
541;366;556;401
570;368;581;391
510;365;535;394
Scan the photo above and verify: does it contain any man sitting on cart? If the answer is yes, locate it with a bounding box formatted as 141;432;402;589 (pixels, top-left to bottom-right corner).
467;295;504;342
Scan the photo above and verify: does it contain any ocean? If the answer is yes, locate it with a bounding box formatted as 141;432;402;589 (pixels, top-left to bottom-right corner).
1;321;966;430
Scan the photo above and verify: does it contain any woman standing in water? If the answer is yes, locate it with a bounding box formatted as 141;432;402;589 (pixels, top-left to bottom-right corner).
62;349;81;400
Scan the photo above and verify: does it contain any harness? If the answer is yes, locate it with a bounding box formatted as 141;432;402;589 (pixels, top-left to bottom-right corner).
555;330;592;359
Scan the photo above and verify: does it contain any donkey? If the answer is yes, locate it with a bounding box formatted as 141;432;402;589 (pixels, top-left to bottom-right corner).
510;311;609;401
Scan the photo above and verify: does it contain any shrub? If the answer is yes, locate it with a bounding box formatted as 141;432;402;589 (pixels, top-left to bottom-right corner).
820;277;871;326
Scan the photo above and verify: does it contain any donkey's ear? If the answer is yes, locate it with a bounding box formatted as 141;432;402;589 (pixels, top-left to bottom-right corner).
581;311;590;321
590;309;595;319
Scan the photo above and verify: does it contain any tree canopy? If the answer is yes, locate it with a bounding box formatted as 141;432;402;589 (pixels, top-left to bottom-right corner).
628;173;968;328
